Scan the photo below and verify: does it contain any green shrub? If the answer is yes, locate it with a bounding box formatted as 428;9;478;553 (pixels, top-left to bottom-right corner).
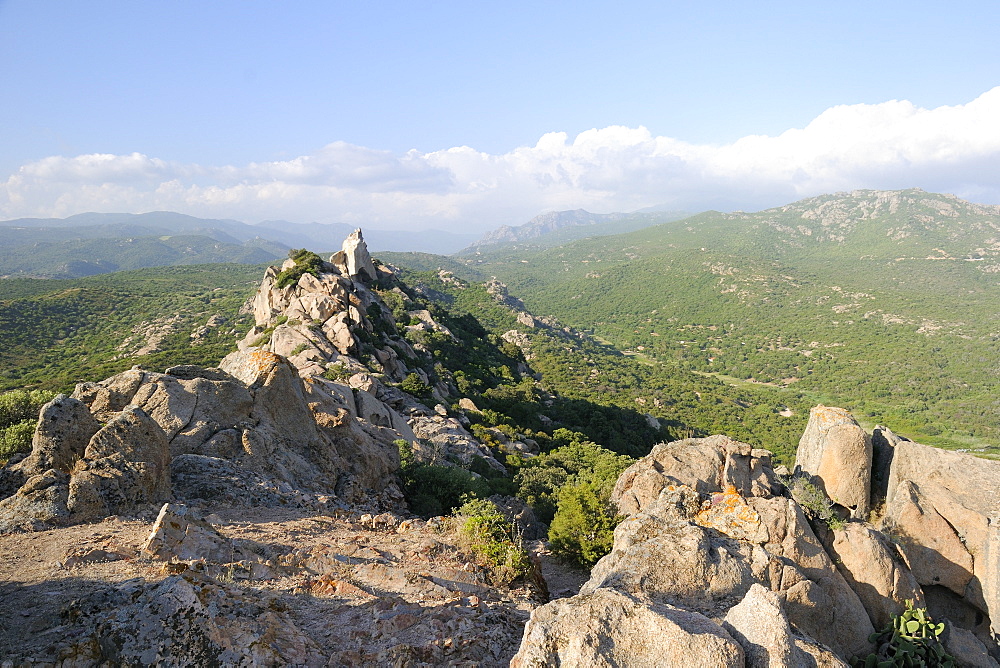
789;475;846;531
548;481;620;567
289;342;310;356
274;249;324;289
396;440;491;516
0;389;56;429
400;372;432;402
455;498;532;586
855;601;954;667
0;420;36;461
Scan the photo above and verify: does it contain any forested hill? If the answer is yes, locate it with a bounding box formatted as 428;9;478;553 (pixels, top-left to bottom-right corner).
446;189;1000;453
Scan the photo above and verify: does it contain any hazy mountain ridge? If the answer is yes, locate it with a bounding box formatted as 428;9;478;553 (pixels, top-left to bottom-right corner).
463;208;689;253
0;212;480;277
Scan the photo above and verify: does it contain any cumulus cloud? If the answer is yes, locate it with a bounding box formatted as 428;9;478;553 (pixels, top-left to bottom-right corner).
4;87;1000;230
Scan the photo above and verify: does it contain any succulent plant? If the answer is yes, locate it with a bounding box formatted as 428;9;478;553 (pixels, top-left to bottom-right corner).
853;601;955;667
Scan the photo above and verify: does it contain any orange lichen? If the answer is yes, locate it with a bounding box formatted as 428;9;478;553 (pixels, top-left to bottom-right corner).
693;485;761;540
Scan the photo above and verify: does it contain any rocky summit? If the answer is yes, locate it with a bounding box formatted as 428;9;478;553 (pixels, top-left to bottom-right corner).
0;230;998;666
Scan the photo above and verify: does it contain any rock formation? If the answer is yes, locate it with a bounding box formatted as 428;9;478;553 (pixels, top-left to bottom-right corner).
513;418;1000;665
795;405;872;518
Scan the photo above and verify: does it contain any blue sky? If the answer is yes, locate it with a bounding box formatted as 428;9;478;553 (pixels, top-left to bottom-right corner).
2;0;1000;232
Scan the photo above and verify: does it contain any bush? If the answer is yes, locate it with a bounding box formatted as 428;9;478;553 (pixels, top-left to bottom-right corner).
274;249;324;289
0;389;55;461
547;481;620;567
0;420;36;461
400;372;432;402
396;441;491;516
0;389;56;429
789;475;846;531
455;498;532;586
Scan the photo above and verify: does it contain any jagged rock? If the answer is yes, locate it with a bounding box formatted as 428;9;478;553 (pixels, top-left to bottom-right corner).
170;454;289;507
795;405;872;518
722;584;799;668
511;588;745;667
458;397;479;412
884;479;975;596
73;367;147;421
65;571;324;666
67;406;172;520
19;394;101;474
341;228;377;281
581;512;768;618
142;502;248;563
612;435;780;516
409;414;506;472
820;521;924;629
747;496;875;658
945;625;1000;667
0;468;70;530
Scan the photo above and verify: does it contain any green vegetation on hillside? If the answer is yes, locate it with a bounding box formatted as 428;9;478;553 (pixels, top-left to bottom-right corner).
0;264;263;393
454;189;1000;453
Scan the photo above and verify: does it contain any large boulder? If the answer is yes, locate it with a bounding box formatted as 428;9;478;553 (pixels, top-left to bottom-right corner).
612;435;780;516
66;406;172;520
795;406;872;518
340;228;377;281
511;588;745;668
881;439;1000;644
821;521;924;629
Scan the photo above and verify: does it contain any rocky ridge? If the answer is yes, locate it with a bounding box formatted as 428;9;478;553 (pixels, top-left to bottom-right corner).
0;229;539;665
512;407;1000;666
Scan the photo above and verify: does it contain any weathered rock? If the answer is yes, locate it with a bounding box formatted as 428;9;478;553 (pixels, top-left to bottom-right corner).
341;228;377;281
67;406;172;520
795;405;872;518
581;512;767;618
944;624;1000;667
821;521;924;629
19;394;101;474
511;588;745;667
722;583;798;668
0;468;70;530
76;572;324;666
142;502;244;563
746;496;876;658
612;435;780;516
884;479;974;596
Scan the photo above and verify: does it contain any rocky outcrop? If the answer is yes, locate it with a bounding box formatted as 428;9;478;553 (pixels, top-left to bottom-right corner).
820;521;924;629
523;435;877;662
795;405;872;518
0;401;172;530
339;228;378;281
60;571;324;666
878;437;1000;647
511;588;746;667
612;434;781;516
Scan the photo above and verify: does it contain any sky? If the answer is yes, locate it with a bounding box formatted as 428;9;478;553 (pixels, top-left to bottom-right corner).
2;0;1000;234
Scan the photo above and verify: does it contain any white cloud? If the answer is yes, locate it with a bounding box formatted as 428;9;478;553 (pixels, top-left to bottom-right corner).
4;87;1000;230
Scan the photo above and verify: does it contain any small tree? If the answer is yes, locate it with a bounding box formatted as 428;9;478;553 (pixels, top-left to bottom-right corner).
548;481;619;567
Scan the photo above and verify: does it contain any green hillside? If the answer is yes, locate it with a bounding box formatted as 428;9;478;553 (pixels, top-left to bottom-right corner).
454;189;1000;452
0;264;263;391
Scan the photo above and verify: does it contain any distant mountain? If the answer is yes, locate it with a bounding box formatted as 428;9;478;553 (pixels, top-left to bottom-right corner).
0;212;483;278
253;220;478;255
0;233;287;279
463;209;689;253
